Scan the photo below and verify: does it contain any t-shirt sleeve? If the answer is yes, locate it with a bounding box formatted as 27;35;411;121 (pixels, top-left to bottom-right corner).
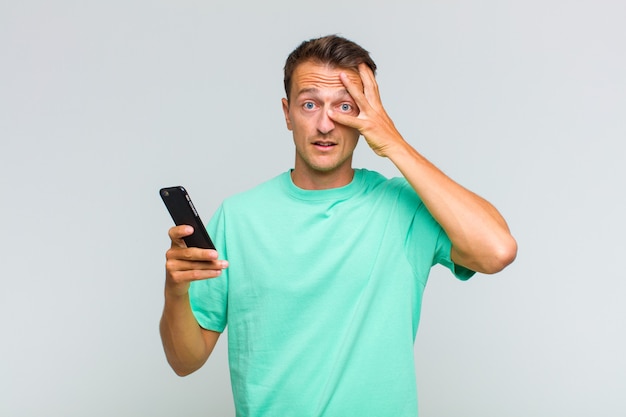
398;178;475;282
188;204;229;332
433;227;476;281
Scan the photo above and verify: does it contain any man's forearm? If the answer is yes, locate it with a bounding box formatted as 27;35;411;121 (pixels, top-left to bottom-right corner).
159;293;218;376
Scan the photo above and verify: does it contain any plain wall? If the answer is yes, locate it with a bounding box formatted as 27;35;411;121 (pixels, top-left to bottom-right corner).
1;1;624;416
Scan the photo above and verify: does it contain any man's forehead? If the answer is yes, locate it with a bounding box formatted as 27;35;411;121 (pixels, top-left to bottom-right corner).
291;61;363;93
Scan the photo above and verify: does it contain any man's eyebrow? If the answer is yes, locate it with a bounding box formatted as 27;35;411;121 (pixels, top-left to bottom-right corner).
293;87;319;97
294;87;352;99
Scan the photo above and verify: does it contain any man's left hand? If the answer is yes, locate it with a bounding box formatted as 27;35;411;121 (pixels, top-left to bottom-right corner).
328;63;406;158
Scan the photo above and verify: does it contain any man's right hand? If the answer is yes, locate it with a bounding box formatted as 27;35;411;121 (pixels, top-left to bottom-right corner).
165;225;229;297
160;225;225;375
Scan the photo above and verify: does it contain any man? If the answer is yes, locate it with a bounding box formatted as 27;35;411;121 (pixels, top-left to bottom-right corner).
160;35;517;416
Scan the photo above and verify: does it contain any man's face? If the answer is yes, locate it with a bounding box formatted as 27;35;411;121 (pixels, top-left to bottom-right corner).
282;61;363;179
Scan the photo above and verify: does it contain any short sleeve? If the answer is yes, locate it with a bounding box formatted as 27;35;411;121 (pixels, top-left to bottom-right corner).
188;204;229;332
433;228;476;281
399;178;476;283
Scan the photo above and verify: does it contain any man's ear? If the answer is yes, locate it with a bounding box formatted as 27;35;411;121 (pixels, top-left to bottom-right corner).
281;98;293;131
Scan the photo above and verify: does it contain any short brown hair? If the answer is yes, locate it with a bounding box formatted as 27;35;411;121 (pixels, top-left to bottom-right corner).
283;35;377;100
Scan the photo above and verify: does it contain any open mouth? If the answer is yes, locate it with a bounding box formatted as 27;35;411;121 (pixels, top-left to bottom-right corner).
313;141;336;148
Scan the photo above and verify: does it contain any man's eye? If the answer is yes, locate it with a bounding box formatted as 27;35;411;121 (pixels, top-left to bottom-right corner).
303;102;315;110
340;103;352;112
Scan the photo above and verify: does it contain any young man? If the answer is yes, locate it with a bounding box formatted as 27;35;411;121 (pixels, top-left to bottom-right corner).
160;35;517;416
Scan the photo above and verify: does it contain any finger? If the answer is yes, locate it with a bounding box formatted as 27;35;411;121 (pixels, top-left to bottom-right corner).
166;252;228;282
167;266;225;285
357;63;383;111
358;63;376;91
166;257;228;274
168;225;194;248
327;108;360;129
181;259;228;271
339;71;369;111
167;246;220;262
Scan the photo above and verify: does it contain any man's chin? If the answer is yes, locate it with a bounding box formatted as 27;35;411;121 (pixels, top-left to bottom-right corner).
307;161;353;176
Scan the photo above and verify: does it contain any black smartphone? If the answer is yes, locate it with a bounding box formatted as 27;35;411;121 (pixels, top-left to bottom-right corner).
160;186;216;249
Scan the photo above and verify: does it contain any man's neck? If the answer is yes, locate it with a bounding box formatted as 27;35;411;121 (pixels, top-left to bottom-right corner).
290;166;355;190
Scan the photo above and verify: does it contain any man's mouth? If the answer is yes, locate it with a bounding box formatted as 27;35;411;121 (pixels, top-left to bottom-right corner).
313;141;336;148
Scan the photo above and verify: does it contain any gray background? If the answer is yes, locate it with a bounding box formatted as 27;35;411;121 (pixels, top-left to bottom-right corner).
1;1;624;416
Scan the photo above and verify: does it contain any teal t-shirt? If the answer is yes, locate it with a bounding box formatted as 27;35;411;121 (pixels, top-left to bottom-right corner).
189;169;474;417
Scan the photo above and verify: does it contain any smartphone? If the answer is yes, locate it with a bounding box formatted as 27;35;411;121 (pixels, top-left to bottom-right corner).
160;186;216;249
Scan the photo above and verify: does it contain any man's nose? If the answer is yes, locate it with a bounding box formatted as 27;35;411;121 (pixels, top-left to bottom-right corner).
316;109;335;135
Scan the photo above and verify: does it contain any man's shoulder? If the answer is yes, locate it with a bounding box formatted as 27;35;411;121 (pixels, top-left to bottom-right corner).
359;169;413;195
358;168;386;184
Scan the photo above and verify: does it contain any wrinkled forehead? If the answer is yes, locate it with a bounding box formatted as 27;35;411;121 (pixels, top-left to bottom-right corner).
290;61;363;97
